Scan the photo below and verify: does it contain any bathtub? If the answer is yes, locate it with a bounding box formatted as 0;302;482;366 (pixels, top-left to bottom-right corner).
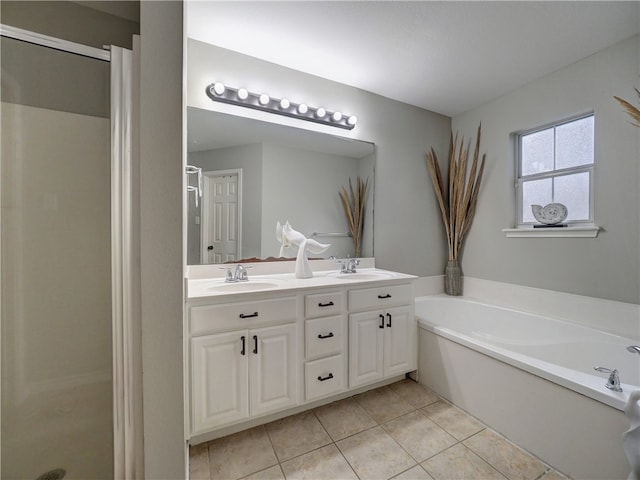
416;295;639;480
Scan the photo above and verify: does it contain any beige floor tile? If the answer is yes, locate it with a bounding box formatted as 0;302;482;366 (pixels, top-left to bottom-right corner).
355;385;415;423
280;444;358;480
383;411;457;463
314;397;377;441
208;426;278;480
463;430;546;480
265;411;332;462
189;443;210;480
421;401;485;441
538;469;569;480
389;380;441;408
422;444;506;480
337;425;416;479
241;465;285;480
393;464;435;479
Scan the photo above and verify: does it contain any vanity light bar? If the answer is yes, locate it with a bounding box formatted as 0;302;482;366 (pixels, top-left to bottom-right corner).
206;82;358;130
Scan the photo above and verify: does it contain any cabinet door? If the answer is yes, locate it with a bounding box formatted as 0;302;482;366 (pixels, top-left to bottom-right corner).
349;311;384;388
250;323;298;416
383;306;416;377
191;331;248;434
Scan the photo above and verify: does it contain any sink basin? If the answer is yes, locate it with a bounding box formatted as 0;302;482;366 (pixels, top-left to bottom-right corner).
206;281;281;292
329;271;396;281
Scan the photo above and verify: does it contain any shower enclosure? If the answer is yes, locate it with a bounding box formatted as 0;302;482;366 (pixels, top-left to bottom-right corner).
1;26;137;479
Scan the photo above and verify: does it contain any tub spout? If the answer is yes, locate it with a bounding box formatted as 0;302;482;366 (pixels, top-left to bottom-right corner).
627;345;640;355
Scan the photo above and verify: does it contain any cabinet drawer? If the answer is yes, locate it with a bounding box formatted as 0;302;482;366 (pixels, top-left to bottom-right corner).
349;283;413;312
305;315;343;360
305;355;345;401
190;297;296;336
304;291;345;318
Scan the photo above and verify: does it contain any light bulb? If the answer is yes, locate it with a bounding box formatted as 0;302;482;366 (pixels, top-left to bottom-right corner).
332;111;343;122
212;82;225;95
316;107;326;118
259;94;270;105
298;103;308;114
280;98;290;109
237;88;248;100
347;115;358;126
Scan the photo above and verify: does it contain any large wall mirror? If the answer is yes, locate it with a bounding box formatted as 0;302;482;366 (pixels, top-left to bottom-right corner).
187;107;375;265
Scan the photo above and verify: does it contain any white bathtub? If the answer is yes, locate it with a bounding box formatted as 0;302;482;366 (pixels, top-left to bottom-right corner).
416;295;639;480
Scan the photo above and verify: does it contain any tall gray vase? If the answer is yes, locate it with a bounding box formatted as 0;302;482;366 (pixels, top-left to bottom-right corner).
444;259;462;296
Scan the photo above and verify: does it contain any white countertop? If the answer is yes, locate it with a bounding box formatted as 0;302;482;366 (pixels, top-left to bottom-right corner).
186;268;417;300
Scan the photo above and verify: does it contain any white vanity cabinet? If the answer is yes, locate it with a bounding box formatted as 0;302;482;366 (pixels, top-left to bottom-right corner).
189;296;298;435
303;290;347;401
348;284;416;388
186;268;417;442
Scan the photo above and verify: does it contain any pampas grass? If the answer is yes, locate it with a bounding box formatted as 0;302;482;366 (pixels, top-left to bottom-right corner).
425;124;486;261
339;177;369;257
614;88;640;127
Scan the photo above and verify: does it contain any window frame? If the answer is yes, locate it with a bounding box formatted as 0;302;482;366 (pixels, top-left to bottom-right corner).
515;112;595;227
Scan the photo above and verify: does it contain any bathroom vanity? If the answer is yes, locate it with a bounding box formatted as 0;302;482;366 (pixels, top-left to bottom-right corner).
185;264;416;443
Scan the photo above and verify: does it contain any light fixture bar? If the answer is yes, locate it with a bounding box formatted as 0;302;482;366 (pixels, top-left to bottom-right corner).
206;82;358;130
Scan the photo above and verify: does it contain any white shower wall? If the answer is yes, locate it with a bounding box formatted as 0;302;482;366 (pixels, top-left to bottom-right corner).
1;102;112;479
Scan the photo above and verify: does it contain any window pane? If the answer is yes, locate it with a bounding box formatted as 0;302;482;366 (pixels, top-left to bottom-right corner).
521;128;554;176
556;116;594;169
554;172;590;221
522;178;552;222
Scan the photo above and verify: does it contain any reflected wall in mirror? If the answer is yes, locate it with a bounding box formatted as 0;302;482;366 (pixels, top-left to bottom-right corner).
187;107;375;265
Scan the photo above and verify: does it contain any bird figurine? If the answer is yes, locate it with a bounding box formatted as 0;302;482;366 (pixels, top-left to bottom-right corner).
278;222;330;278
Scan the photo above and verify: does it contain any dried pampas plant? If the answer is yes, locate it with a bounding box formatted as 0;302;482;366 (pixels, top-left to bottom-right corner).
614;88;640;127
425;124;486;262
339;176;369;257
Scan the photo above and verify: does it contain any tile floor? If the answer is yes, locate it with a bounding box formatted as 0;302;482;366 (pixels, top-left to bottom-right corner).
189;380;570;480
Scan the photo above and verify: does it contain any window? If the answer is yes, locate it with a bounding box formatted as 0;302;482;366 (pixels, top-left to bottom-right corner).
516;114;594;226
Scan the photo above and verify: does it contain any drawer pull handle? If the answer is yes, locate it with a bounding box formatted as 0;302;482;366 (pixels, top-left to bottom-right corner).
241;336;246;355
317;373;334;382
379;314;385;329
239;312;259;319
253;335;258;355
378;294;392;299
317;332;334;339
386;313;392;328
318;301;334;307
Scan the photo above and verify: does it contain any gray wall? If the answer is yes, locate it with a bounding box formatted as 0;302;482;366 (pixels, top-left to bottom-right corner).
452;35;640;304
187;40;452;276
1;1;139;50
140;2;185;478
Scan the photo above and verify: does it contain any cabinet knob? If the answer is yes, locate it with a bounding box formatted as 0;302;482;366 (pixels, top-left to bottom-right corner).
317;332;334;339
253;335;258;354
318;301;334;307
240;336;246;355
239;312;259;319
378;294;392;299
379;314;385;329
386;313;392;328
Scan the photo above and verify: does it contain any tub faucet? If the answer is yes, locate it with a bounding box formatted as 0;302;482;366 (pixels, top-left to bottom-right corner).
627;345;640;355
594;366;622;392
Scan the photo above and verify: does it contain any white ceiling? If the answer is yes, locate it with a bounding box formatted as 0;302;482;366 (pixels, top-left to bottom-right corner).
186;1;639;117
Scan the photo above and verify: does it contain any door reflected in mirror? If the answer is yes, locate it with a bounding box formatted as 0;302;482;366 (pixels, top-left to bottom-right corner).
187;108;375;265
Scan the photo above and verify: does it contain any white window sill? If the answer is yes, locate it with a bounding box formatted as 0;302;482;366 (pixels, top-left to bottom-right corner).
502;225;601;238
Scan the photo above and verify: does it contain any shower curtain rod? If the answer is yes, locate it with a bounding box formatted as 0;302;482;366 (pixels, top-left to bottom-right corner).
0;24;111;61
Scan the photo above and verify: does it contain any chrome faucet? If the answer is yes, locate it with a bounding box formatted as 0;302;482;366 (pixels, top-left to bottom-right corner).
627;345;640;355
594;366;622;392
337;258;359;274
222;264;250;282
